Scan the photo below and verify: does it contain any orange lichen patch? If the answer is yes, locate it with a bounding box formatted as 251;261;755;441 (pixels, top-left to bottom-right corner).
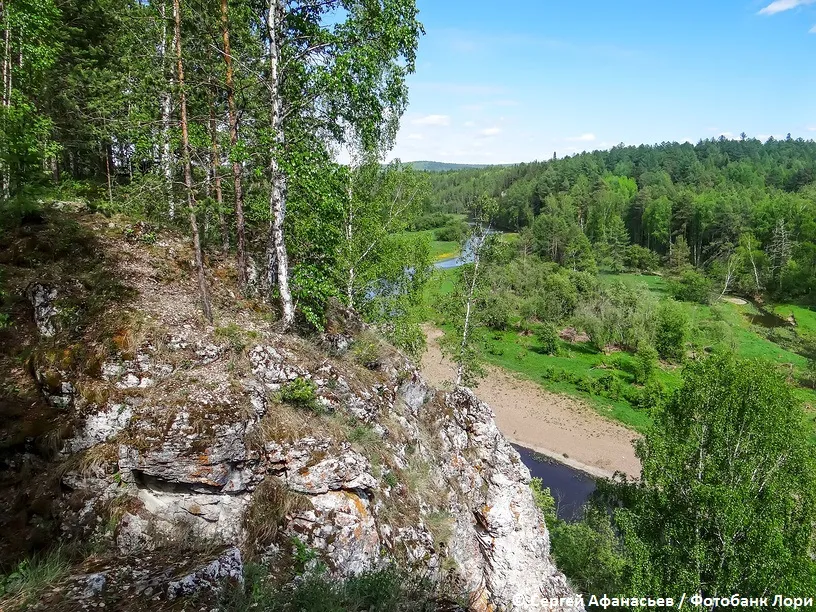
344;491;368;517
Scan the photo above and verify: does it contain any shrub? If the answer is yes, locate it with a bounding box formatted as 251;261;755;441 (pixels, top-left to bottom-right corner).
536;323;561;355
633;342;659;384
279;378;321;412
434;221;467;242
481;291;513;331
808;358;816;389
575;375;596;394
636;378;669;412
668;269;713;304
530;477;557;524
219;564;463;612
350;332;384;369
655;300;689;362
595;372;624;400
626;244;661;272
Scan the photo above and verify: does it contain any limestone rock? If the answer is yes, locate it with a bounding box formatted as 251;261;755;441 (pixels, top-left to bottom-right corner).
166;547;243;600
26;282;59;337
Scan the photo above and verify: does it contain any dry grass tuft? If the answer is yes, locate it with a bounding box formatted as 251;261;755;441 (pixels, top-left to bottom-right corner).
243;477;312;554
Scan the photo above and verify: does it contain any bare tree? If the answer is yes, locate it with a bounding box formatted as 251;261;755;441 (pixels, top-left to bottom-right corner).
220;0;247;289
208;85;228;255
173;0;212;322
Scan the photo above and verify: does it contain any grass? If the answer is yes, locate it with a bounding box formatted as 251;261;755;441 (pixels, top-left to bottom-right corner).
406;228;459;261
421;269;816;437
218;563;465;612
771;303;816;343
0;546;72;609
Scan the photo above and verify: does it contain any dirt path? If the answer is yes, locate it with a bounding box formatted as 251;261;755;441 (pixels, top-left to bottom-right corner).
420;326;641;479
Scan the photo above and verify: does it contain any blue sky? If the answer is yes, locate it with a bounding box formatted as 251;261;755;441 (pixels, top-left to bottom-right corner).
387;0;816;164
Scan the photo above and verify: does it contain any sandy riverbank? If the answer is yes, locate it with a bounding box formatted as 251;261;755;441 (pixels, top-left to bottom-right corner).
420;325;641;479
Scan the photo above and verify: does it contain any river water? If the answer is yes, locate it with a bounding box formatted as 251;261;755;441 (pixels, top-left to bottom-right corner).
513;444;597;521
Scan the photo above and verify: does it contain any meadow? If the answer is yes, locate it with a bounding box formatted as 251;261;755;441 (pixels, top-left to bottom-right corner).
420;248;816;437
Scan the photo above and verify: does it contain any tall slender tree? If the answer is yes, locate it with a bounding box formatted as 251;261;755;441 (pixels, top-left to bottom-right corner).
220;0;247;289
173;0;212;321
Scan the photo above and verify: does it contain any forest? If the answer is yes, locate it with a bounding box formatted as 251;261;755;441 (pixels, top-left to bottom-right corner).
0;0;430;346
425;138;816;302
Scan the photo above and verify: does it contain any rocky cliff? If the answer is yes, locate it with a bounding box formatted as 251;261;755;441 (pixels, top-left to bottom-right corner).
0;204;581;611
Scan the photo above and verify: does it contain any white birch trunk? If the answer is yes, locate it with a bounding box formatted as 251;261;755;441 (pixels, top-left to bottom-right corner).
1;3;10;199
159;0;175;219
266;0;294;328
456;246;481;386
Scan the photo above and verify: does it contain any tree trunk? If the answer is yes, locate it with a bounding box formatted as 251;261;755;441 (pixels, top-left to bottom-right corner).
1;2;10;199
105;143;113;206
173;0;212;322
208;88;228;255
159;0;175;219
456;248;480;387
266;0;294;328
221;0;247;290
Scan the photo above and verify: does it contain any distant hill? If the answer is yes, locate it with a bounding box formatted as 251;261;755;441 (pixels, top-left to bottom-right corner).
406;161;493;172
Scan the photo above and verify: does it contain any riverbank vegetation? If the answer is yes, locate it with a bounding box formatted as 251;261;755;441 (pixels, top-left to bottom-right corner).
535;355;816;608
417;139;816;436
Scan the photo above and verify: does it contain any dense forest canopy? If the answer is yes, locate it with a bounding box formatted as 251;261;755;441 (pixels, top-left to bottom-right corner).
425;138;816;301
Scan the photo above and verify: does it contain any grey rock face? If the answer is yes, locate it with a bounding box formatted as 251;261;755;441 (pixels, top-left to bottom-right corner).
26;282;59;337
166;547;243;600
440;388;578;611
50;332;580;611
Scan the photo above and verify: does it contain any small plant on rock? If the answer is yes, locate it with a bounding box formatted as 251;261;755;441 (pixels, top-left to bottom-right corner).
278;377;322;413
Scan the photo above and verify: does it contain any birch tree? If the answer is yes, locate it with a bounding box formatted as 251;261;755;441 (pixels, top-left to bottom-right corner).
219;0;247;288
157;0;175;219
442;195;498;387
258;0;422;328
612;355;816;604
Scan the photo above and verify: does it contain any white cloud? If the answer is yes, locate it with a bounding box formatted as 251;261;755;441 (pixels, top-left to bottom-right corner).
810;23;816;31
479;127;502;137
566;133;596;142
406;133;424;141
411;114;450;127
807;126;816;131
464;121;476;127
758;0;816;15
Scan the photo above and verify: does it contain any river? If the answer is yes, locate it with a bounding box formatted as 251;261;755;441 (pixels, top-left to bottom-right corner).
513;444;597;521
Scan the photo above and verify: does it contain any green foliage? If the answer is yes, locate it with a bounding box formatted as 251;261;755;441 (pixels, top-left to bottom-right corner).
350;332;385;370
536;323;561;356
633;342;658;384
0;547;71;606
530;479;626;597
549;508;626;598
278;378;321;413
625;245;660;272
434;221;467;243
219;563;461;612
668;268;713;304
610;355;816;603
654;300;688;362
530;477;556;522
